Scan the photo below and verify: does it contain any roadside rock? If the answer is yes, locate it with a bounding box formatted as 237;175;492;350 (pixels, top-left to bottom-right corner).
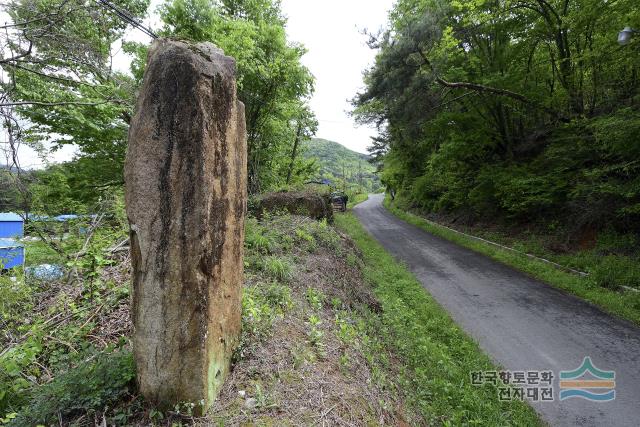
124;39;247;413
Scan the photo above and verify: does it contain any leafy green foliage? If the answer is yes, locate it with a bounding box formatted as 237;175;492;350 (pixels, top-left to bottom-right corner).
0;336;42;414
0;194;132;420
353;0;640;234
3;0;149;203
5;0;317;207
0;274;31;322
9;351;135;427
158;0;316;192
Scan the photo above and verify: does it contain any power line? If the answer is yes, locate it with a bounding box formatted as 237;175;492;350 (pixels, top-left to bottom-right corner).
94;0;158;39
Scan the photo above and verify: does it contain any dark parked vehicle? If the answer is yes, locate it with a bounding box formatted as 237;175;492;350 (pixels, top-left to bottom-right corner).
331;191;348;212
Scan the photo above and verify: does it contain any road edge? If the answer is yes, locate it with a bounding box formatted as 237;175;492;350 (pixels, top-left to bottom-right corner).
383;196;640;326
335;211;543;426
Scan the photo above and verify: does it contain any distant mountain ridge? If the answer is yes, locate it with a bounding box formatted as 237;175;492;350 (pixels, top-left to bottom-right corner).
302;138;381;193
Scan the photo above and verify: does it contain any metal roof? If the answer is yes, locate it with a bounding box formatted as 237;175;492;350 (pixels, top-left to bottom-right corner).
0;238;23;248
0;212;22;222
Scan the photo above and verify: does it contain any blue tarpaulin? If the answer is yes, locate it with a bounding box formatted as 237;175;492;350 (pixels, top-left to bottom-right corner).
26;264;64;281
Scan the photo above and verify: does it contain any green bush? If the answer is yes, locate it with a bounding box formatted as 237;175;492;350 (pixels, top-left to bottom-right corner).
9;350;135;426
0;275;31;322
0;336;43;414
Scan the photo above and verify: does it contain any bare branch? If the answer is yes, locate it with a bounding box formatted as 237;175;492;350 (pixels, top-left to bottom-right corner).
0;99;128;107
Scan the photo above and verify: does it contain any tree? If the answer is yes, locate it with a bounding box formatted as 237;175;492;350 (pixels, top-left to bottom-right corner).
354;0;640;229
285;104;317;185
1;0;150;203
159;0;316;192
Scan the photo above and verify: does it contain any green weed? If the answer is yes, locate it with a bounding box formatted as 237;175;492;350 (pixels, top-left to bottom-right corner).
307;314;324;348
245;217;274;254
592;256;640;289
305;288;325;310
335;313;357;345
261;256;292;282
237;283;293;359
336;212;541;426
8;350;135;426
385;196;640;325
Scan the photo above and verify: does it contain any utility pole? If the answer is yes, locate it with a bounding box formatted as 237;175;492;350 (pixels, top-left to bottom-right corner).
286;122;303;185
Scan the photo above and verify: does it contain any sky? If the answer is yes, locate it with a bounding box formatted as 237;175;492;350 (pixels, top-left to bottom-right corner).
280;0;394;153
5;0;394;168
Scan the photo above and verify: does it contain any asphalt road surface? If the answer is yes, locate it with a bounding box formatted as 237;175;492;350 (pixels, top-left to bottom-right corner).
354;194;640;427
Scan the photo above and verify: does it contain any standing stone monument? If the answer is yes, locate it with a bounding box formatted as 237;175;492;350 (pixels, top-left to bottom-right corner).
124;39;247;413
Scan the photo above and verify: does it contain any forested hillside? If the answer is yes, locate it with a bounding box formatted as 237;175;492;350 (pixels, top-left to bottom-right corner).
354;0;640;243
1;0;317;207
303;138;382;193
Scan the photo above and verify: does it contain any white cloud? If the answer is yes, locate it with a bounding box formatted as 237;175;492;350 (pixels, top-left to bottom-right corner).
281;0;392;153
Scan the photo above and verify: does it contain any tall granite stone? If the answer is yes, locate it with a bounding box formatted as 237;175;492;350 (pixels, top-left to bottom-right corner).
124;39;247;413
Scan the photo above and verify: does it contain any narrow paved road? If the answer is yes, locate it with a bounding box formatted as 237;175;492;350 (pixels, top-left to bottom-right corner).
354;194;640;427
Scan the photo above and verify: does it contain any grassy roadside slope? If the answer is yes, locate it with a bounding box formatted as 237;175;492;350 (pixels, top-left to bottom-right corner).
335;212;542;426
5;213;413;426
383;197;640;326
4;205;540;425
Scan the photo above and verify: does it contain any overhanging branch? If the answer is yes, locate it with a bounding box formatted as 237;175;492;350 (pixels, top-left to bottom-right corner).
417;49;566;120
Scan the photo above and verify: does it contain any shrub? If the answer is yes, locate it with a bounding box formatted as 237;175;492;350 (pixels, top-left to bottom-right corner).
9;350;135;426
0;275;31;322
0;336;42;414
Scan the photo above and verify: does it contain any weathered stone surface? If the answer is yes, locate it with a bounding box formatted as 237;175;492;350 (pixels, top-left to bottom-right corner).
124;39;247;413
252;191;334;222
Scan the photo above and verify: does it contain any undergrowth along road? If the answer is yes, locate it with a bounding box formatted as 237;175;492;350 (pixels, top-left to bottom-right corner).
384;196;640;326
4;206;539;426
335;211;541;426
